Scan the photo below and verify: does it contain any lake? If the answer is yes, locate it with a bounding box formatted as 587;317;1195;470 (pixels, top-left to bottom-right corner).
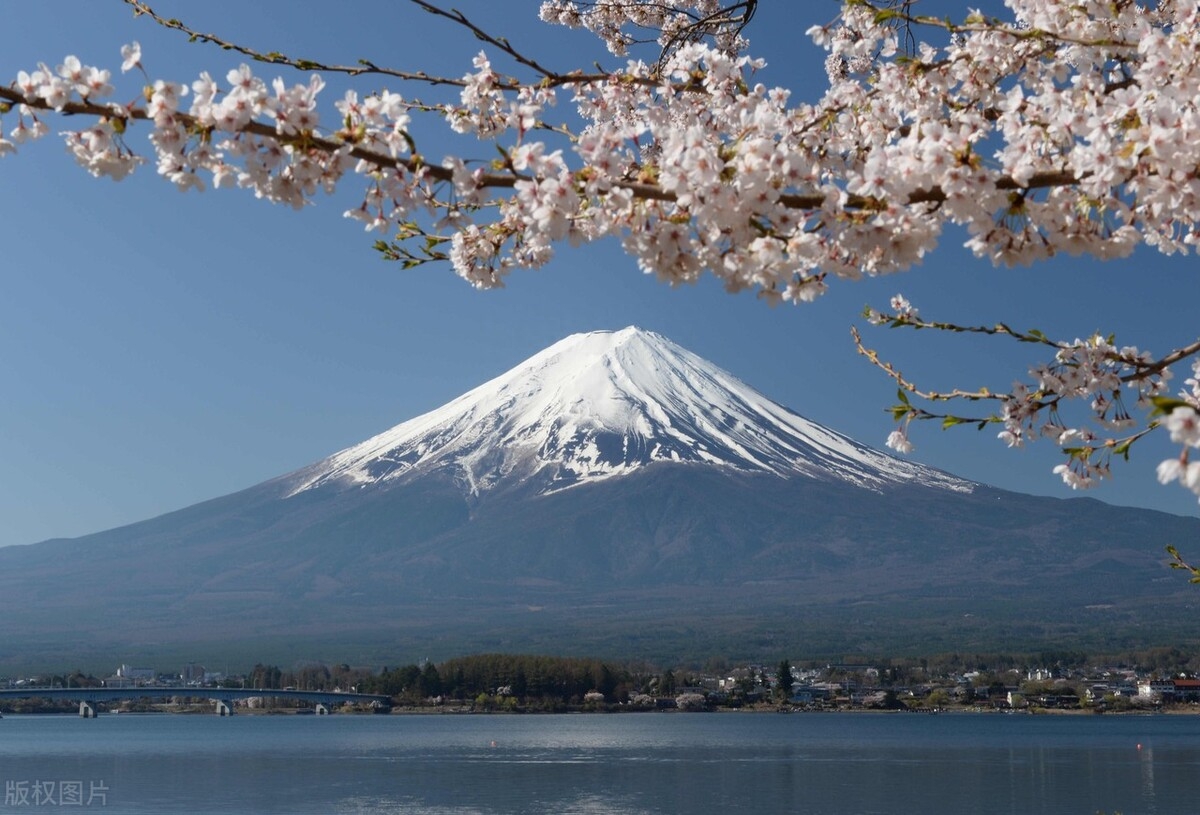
1;710;1197;814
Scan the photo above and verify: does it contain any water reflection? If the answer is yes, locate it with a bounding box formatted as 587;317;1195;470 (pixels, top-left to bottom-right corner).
3;713;1200;814
1138;742;1156;811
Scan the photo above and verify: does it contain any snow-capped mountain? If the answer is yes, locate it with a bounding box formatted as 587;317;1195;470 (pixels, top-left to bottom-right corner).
2;326;1198;669
284;326;973;499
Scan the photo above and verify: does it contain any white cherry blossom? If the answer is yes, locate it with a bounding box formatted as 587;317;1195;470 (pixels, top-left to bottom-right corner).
120;41;141;74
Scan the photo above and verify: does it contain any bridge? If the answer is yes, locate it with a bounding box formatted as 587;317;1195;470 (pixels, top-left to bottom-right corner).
0;686;393;717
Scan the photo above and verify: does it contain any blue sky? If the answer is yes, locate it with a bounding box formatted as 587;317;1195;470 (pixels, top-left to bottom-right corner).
1;0;1197;548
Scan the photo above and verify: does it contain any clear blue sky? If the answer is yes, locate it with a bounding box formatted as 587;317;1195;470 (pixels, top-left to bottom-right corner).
1;0;1197;548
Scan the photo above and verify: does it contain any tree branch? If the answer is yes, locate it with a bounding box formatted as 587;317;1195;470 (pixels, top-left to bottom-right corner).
121;0;659;92
123;0;476;86
851;326;1002;404
408;0;562;81
862;0;1143;50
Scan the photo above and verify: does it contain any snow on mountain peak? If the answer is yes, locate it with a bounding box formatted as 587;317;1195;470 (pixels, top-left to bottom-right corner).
283;327;974;498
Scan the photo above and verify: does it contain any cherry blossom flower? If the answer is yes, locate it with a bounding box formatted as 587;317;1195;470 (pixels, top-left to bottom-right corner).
120;42;141;74
886;428;914;455
1165;407;1200;448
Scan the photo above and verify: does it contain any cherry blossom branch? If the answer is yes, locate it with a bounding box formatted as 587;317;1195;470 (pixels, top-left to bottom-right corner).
122;0;470;85
101;2;1114;223
1136;338;1200;380
1167;545;1200;584
541;0;759;66
121;0;641;91
851;325;1003;406
861;0;1145;50
863;307;1200;387
408;0;562;81
857;295;1200;491
655;0;757;67
0;84;488;189
0;81;726;219
8;2;1194;294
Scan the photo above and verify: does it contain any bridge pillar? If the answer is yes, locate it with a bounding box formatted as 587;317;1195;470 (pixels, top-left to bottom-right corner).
78;701;97;718
315;703;330;715
214;699;235;716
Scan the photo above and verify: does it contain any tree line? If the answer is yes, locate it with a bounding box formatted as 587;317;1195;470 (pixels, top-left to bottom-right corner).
360;654;640;709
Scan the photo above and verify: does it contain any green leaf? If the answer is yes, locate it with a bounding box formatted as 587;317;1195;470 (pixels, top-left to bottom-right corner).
942;416;963;430
873;8;897;23
1148;396;1192;417
896;389;910;406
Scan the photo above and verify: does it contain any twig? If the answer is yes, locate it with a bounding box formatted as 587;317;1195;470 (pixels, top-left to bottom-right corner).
121;0;646;91
123;0;469;86
408;0;561;81
851;325;1002;403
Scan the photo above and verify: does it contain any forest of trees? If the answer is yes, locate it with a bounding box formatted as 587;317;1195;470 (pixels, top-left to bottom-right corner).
359;654;642;710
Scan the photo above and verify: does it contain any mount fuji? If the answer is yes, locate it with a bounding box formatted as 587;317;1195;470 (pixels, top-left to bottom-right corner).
0;327;1197;670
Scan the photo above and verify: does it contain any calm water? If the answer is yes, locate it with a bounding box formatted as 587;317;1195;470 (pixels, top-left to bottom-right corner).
1;711;1198;814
